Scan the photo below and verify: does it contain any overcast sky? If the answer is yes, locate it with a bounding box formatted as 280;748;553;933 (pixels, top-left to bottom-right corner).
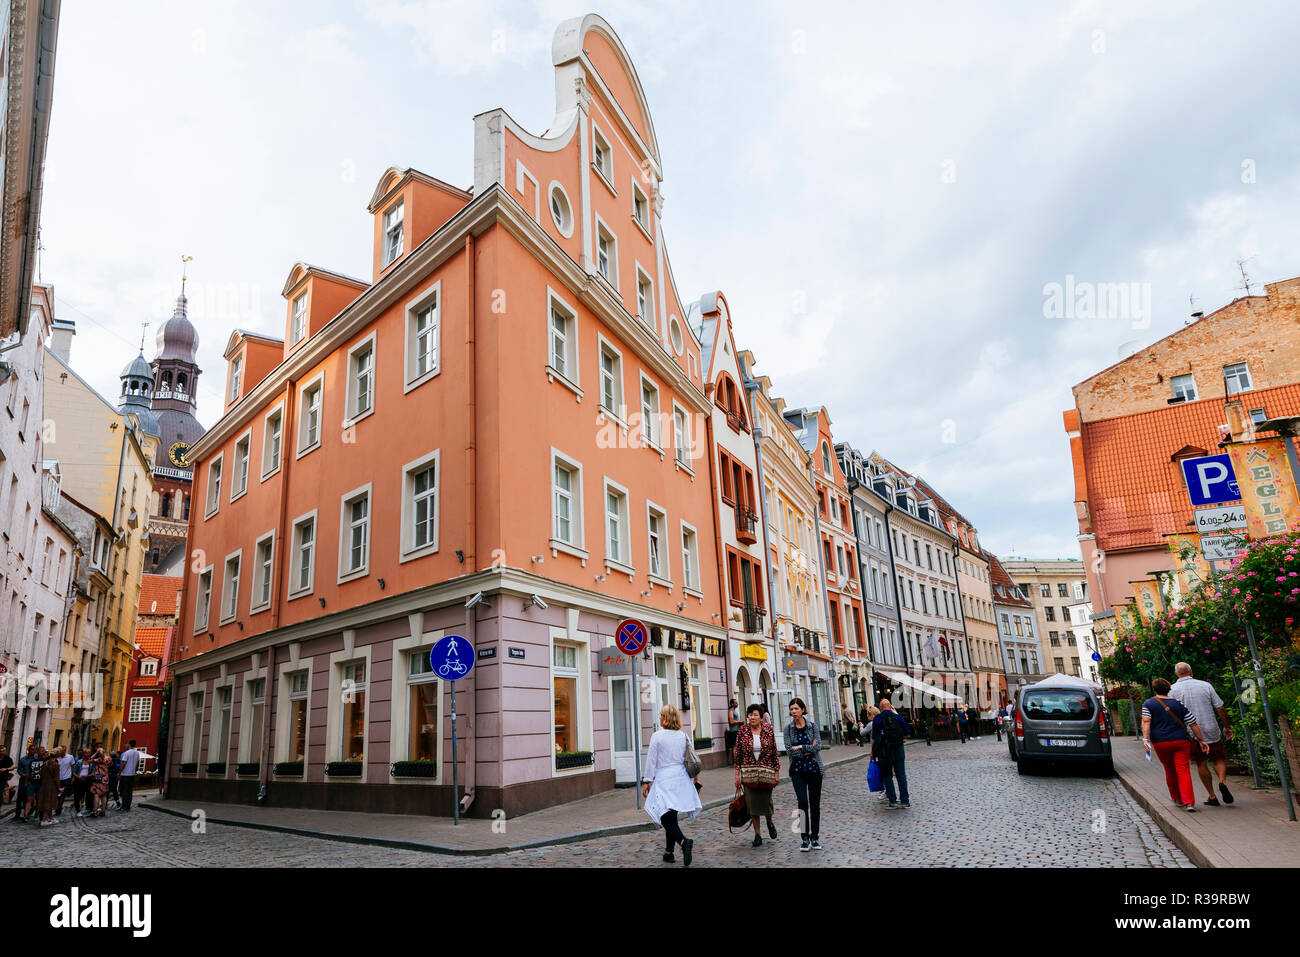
38;0;1300;561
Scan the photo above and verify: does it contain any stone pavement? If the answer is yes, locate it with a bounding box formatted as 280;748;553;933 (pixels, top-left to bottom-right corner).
0;735;1190;867
137;740;883;855
1112;736;1300;868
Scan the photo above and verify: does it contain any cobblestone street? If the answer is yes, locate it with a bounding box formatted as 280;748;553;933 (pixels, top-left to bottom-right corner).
1;738;1191;867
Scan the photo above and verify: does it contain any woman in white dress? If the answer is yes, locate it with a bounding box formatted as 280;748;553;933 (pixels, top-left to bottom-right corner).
642;704;701;866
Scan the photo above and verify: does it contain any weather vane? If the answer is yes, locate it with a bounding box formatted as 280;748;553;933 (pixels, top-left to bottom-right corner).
181;254;193;295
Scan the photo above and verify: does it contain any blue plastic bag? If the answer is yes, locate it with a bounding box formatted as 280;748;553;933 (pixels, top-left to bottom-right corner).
867;758;882;793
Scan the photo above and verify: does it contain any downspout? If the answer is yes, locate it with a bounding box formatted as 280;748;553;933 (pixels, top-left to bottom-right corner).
702;406;734;704
741;371;781;705
460;233;477;814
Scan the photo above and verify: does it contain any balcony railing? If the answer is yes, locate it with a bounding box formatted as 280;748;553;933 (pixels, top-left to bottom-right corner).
791;626;825;656
743;602;766;634
726;409;744;431
734;504;758;544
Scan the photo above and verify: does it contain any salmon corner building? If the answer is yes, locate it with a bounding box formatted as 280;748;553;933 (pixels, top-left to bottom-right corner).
165;14;745;817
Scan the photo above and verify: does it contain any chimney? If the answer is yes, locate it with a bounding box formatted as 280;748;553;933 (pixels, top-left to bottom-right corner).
1224;398;1253;442
50;317;76;363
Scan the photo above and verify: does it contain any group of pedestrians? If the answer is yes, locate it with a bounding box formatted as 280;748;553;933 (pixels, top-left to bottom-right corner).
1141;662;1235;813
0;741;142;826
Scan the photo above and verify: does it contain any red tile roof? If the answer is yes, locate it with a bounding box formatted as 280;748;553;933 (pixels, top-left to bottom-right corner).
132;627;172;688
138;575;183;618
986;551;1034;608
1080;383;1300;551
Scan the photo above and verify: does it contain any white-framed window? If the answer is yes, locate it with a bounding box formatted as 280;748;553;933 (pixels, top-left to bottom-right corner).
1171;373;1197;402
229;356;243;403
282;670;310;763
551;451;585;553
338;484;372;581
345;332;377;425
382;199;404;266
240;676;266;764
400;449;440;562
552;641;583;760
546;290;579;390
549;182;574;238
128;696;152;723
822;443;832;476
210;684;233;765
261;405;283;480
297;373;324;457
204;454;223;518
251;530;275;613
338;660;367;762
140;659;158;677
639;374;661;449
591;124;614;186
604;478;631;569
290;293;307;345
1223;362;1252;394
647;502;669;583
597;336;624;417
404;283;441;391
631;179;651;234
193;566;213;632
219;550;242;624
231;430;251;501
403;647;440;763
183;690;205;763
595;218;618;288
288;511;317;598
673;403;690;467
689;658;708;738
635;267;654;326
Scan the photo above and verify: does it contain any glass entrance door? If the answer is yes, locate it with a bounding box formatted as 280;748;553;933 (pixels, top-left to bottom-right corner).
610;676;636;784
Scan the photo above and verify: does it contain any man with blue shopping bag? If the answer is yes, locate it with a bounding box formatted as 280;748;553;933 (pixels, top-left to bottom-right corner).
872;699;913;809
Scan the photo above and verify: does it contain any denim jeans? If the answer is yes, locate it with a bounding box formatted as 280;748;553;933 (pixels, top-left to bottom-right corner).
881;744;909;804
790;770;822;840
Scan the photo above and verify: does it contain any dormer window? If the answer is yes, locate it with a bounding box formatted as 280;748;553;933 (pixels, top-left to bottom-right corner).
228;356;243;403
290;294;307;345
140;659;158;677
382;199;405;267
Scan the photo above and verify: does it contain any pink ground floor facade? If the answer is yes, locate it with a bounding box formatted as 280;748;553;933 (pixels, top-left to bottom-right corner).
163;568;730;817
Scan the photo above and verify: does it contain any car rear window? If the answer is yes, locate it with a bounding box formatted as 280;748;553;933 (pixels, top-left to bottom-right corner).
1022;690;1095;721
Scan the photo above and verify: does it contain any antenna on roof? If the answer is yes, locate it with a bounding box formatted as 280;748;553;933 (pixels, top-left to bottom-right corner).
139;321;149;353
1235;258;1254;296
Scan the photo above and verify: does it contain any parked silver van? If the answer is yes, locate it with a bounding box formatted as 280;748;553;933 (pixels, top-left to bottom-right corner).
1008;677;1113;776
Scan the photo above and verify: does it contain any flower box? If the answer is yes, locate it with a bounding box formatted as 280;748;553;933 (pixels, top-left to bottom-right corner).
390;760;438;778
236;762;260;776
178;762;198;774
325;760;363;777
693;737;713;750
555;751;594;770
274;761;303;777
205;762;226;775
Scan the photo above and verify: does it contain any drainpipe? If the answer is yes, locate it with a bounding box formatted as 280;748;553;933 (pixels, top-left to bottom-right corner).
702;404;734;709
742;374;781;702
269;378;297;633
259;643;276;803
459;233;477;814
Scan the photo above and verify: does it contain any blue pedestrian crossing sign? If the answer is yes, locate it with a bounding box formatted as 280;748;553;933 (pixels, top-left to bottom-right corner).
430;634;475;681
615;618;648;656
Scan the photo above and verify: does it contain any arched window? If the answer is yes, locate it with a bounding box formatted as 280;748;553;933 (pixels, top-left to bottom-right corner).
182;493;191;520
161;492;172;517
177;373;187;396
162;371;172;390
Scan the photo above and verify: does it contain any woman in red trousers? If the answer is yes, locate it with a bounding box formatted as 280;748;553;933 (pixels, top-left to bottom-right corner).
1141;677;1210;812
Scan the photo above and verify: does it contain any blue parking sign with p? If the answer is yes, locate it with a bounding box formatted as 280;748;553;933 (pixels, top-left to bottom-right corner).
1180;453;1240;507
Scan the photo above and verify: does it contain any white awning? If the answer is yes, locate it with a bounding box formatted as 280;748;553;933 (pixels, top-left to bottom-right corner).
879;670;963;705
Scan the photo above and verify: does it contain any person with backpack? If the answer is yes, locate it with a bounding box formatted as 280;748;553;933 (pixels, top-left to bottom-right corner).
872;698;913;809
784;697;824;851
642;704;700;866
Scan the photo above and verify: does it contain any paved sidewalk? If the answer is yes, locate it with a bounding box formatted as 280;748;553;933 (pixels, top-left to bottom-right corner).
140;742;883;856
1113;737;1300;867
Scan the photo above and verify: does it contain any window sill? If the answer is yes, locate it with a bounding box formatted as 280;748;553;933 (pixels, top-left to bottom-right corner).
632;215;653;243
217;614;236;627
604;557;635;579
648;575;673;591
403;367;440;395
295;440;321;461
203;507;219;522
673;457;694;478
286;587;315;602
592;164;617;197
399;542;439;565
683;587;703;601
337;567;369;585
192;621;210;635
229;487;248;505
597;405;628;431
342;405;375;430
260;464;282;484
546;366;583;401
549;539;588;564
249;601;271;616
643;439;665;461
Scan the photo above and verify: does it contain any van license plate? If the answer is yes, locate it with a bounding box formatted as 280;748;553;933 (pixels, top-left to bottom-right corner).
1043;738;1084;747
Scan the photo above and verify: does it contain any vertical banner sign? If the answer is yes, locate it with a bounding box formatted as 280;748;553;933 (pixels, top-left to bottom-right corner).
1114;604;1139;635
1227;438;1300;538
1130;580;1161;624
1164;532;1210;597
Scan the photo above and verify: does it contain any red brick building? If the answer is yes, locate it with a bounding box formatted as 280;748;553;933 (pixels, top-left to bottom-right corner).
122;575;181;766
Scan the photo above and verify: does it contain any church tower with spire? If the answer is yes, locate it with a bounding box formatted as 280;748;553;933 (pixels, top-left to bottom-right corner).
146;274;206;574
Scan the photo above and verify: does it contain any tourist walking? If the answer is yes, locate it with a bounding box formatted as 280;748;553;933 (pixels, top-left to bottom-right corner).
872;698;913;809
54;746;73;816
1141;677;1210;812
1170;661;1235;806
841;704;858;745
784;698;824;851
863;706;887;801
18;745;40;820
35;748;59;826
725;697;742;758
119;741;140;811
88;748;110;817
642;704;700;866
72;749;91;816
733;703;780;846
956;706;969;743
968;706;981;740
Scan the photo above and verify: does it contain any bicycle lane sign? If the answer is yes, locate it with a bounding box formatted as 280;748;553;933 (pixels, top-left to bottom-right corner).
430;634;475;681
